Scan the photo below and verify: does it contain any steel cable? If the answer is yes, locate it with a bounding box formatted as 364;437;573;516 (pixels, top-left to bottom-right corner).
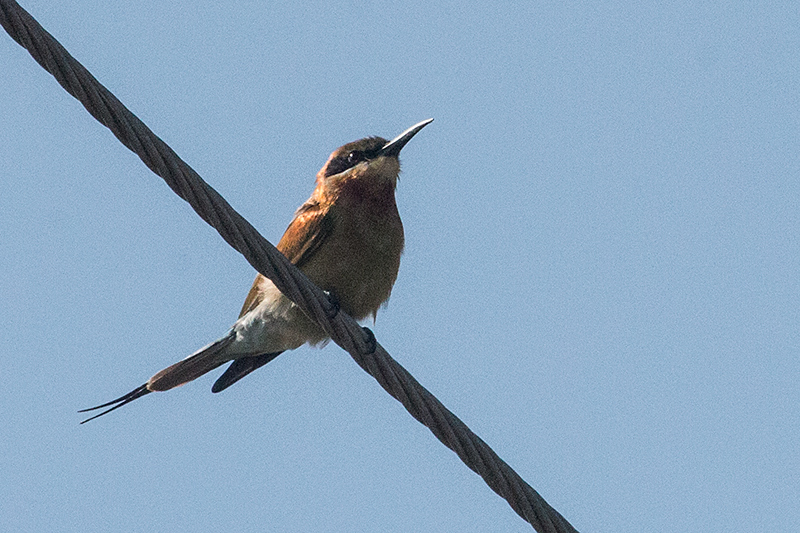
1;2;579;531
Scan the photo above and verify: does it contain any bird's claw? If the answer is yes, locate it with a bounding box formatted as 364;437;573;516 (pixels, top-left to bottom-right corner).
324;290;340;319
361;327;377;354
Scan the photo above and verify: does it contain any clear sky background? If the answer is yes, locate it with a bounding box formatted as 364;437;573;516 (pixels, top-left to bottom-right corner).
1;1;798;532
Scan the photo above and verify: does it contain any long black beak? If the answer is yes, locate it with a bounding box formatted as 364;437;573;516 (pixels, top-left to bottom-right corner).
378;118;433;158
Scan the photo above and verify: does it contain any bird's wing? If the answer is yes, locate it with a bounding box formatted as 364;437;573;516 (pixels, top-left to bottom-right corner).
238;276;264;318
238;200;334;318
80;203;336;422
278;200;336;268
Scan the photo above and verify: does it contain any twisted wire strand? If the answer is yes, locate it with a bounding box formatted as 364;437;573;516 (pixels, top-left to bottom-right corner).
0;2;579;531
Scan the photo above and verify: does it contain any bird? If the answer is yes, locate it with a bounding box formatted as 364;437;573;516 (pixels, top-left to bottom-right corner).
79;118;433;423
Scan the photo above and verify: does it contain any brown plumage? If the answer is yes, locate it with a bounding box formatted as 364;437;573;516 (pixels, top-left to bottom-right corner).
79;119;432;423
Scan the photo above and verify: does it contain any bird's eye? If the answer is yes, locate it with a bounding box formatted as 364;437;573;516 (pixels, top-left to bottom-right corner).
347;151;364;164
324;149;372;178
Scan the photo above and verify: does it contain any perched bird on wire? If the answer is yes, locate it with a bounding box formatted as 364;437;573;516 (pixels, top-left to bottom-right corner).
80;118;433;423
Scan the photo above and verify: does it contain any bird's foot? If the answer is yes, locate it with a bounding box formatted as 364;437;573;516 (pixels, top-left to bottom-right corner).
324;290;340;319
361;326;377;354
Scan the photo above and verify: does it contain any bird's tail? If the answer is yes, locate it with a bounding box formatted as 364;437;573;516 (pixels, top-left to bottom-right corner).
79;384;151;424
211;351;284;393
79;330;237;423
146;330;237;391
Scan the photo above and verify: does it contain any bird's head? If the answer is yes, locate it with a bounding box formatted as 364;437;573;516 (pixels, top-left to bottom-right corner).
314;119;432;203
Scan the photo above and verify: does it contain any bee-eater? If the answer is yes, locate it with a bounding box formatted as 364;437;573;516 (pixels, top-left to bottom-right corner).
80;118;432;423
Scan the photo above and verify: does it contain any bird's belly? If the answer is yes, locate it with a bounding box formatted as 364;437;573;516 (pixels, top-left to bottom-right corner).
232;282;327;354
302;221;403;320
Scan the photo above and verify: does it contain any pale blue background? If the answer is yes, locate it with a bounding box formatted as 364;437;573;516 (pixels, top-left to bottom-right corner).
1;2;798;531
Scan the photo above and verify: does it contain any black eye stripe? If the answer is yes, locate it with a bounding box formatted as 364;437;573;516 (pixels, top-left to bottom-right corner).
322;137;388;178
325;161;344;177
325;154;356;177
325;149;380;177
347;151;365;164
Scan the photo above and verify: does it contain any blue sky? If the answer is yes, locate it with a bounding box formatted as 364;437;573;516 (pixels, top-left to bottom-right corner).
1;1;798;531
